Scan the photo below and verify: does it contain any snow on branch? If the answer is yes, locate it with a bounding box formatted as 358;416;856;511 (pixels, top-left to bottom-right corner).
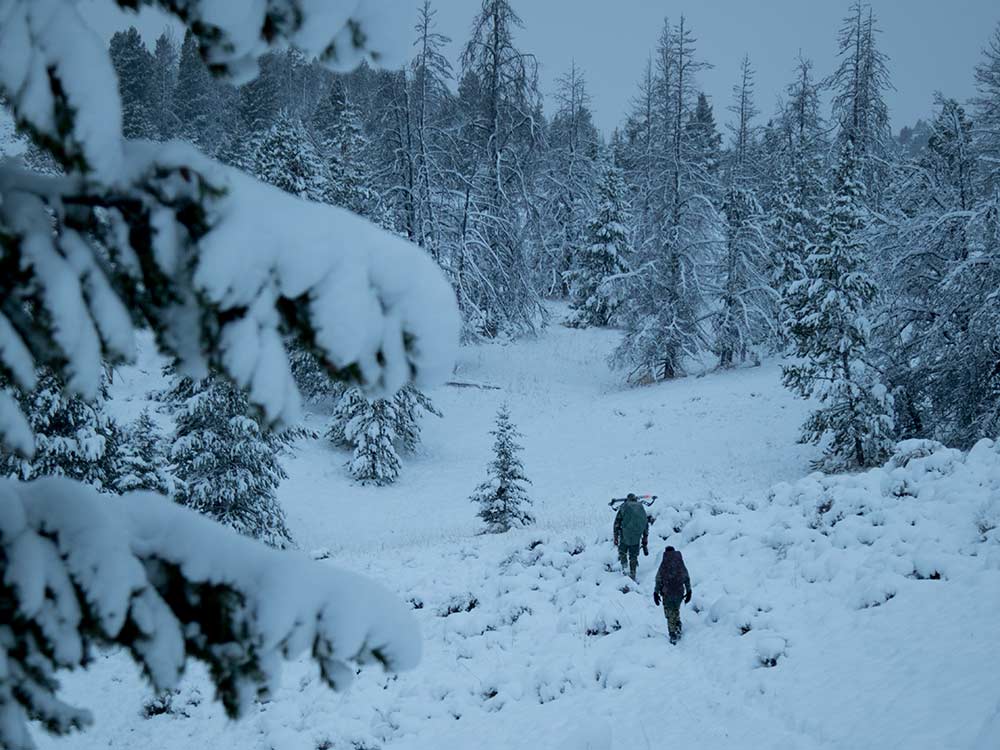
0;477;421;750
0;0;459;455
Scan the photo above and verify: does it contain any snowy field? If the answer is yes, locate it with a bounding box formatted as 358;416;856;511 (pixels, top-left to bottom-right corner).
34;315;1000;750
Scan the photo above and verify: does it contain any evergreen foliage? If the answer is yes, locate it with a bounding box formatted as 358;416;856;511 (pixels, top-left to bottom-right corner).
115;409;174;495
612;17;717;382
328;386;441;485
166;374;296;549
109;27;156;139
783;140;894;470
0;3;455;747
471;404;534;533
0;370;122;491
166;376;292;548
564;158;631;327
252;110;328;201
712;185;773;367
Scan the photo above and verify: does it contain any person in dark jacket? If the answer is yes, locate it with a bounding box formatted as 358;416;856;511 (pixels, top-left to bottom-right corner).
653;545;692;644
613;493;649;580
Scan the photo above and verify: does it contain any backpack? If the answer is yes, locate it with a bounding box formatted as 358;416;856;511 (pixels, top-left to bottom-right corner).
657;549;687;595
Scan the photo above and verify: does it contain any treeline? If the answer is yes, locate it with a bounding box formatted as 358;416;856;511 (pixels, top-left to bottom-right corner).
14;0;1000;489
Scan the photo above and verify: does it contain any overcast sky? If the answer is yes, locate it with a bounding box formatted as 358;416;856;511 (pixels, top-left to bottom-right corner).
84;0;999;137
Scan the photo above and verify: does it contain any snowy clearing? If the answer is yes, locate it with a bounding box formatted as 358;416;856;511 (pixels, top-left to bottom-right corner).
37;317;1000;750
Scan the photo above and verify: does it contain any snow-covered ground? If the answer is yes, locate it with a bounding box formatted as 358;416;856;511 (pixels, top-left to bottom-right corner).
37;314;1000;750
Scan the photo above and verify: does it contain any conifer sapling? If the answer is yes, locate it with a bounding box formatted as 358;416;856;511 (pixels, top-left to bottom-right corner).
471;404;534;533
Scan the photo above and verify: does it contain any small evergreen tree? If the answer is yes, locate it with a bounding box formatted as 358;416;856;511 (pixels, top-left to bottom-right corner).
327;385;440;485
166;374;295;548
565;159;631;328
252;110;329;201
115;409;174;495
1;370;122;491
471;404;533;533
783;139;894;471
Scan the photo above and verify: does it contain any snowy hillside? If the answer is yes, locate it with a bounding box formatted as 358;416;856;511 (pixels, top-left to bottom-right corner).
37;319;1000;750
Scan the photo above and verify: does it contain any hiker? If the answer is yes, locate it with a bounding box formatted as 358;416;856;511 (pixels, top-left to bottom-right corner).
612;493;649;580
653;545;692;644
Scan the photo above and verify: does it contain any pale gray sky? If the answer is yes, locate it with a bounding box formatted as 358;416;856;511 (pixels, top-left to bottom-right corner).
83;0;999;137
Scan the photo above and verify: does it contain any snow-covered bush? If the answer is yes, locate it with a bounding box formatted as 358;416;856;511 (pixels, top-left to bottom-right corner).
471;405;534;533
0;2;458;747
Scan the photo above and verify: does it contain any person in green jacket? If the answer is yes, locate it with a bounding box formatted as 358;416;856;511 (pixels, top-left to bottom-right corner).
613;493;649;580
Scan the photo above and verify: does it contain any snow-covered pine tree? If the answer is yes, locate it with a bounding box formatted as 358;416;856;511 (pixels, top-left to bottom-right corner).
539;62;601;296
827;1;894;209
564;157;631;327
173;29;225;152
712;184;774;367
150;31;180;140
166;373;295;548
0;4;456;747
114;409;174;495
109;27;156;139
782;139;894;471
612;16;718;382
312;79;380;216
327;385;440;485
471;403;533;533
686;92;723;179
0;369;122;491
767;55;827;341
453;0;546;339
879;93;1000;446
252;109;329;201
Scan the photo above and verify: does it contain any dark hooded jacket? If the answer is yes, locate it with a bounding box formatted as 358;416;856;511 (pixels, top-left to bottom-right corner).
654;547;691;599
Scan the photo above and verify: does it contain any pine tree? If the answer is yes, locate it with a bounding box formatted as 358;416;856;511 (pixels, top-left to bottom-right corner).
767;55;827;341
880;95;998;446
115;409;174;495
109;27;156;139
471;404;533;533
539;62;600;296
783;139;894;470
327;385;440;485
454;0;546;339
312;79;379;216
0;369;122;491
727;54;760;179
974;22;1000;194
686;92;723;179
150;32;180;139
408;0;455;254
712;185;774;367
173;29;224;152
827;2;894;208
167;374;294;548
564;158;631;327
612;16;717;382
253;110;329;201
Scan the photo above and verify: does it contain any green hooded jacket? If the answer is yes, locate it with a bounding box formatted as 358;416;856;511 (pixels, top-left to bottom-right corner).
614;500;649;546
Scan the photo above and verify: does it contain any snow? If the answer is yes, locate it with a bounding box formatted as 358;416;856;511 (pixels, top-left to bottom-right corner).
34;313;999;749
3;476;421;748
